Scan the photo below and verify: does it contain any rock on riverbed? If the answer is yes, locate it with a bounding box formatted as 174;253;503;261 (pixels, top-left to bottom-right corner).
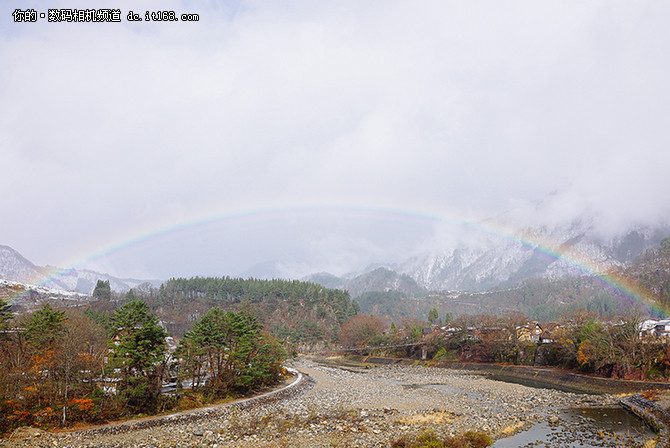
0;358;638;448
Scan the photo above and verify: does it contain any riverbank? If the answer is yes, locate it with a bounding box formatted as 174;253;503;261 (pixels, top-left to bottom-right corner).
2;358;655;448
2;368;314;446
347;355;670;395
620;390;670;448
319;355;670;446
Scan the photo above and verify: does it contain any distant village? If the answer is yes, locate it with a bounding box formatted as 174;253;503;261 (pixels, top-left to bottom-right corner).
435;318;670;343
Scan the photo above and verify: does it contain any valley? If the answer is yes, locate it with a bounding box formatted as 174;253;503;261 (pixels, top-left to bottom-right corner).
1;358;658;448
5;2;670;446
2;231;670;445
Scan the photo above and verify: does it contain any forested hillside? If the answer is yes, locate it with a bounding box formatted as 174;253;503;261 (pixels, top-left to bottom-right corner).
355;263;669;324
623;237;670;311
354;274;649;324
136;277;359;345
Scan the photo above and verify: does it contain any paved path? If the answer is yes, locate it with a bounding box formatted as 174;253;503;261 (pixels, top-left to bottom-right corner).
1;359;656;448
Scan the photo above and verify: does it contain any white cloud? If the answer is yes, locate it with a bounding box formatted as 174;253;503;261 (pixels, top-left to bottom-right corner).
2;0;670;278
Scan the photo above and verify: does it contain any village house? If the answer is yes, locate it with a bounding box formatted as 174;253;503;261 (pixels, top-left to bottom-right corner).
514;322;555;343
653;319;670;338
638;319;670;339
516;322;543;343
639;319;659;338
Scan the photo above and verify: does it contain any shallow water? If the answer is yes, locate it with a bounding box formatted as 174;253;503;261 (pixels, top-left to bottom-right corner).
319;360;658;446
487;372;598;394
492;407;656;448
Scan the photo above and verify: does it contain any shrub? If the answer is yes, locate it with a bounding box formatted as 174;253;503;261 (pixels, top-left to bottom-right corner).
391;430;492;448
433;347;447;360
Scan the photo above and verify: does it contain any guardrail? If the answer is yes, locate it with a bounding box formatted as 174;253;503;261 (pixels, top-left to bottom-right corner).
304;342;423;355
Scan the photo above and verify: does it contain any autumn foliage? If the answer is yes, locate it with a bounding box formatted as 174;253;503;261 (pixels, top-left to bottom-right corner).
0;294;289;436
339;315;386;348
0;304;111;434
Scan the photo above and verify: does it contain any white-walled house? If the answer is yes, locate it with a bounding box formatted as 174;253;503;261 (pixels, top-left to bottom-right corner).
639;319;659;338
639;319;670;338
654;319;670;338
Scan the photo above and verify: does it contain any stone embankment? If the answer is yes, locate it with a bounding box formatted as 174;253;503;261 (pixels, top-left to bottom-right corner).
362;356;670;395
1;359;658;448
620;392;670;448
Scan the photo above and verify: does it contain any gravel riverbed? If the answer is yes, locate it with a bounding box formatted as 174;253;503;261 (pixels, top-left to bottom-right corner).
1;358;653;448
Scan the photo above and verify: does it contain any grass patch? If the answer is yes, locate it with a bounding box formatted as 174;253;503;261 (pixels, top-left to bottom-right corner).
397;411;458;425
391;428;492;448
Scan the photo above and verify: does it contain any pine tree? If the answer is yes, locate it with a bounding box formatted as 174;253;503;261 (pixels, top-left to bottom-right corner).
177;309;286;396
92;280;112;301
25;303;66;348
428;307;439;325
0;298;12;330
108;300;167;413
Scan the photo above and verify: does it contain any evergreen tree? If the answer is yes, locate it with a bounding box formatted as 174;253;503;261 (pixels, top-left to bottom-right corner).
0;298;12;331
389;321;398;342
92;280;112;301
22;304;68;423
109;300;167;374
84;306;112;335
25;303;67;348
108;300;167;413
428;308;439;325
125;288;138;302
178;309;286;396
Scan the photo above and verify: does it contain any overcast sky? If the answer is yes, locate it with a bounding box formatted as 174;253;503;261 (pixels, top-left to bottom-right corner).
2;0;669;280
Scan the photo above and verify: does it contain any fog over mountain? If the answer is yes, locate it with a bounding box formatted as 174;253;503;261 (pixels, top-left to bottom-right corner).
295;190;670;293
392;188;670;291
2;193;669;301
2;1;669;282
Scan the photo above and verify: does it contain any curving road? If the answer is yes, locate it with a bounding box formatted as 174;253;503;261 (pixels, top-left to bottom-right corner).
2;359;657;448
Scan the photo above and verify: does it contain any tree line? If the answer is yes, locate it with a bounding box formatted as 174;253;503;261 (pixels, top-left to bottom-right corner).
0;292;286;435
424;311;670;381
98;276;360;347
336;309;670;381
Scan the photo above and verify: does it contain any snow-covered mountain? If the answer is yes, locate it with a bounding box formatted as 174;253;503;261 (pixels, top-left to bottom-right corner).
397;192;670;291
303;267;426;299
0;245;158;294
306;193;670;295
398;224;667;291
0;245;65;288
38;266;158;295
0;278;89;311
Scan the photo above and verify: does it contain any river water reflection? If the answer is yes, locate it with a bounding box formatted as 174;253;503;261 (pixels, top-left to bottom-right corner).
383;376;657;446
318;360;658;446
485;373;657;446
492;406;655;447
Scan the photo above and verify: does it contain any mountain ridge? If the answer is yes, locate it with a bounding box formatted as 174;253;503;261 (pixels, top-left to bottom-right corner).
300;222;670;297
0;244;159;294
3;201;669;302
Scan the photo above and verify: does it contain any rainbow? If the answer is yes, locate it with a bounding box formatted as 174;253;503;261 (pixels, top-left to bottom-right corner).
459;218;665;317
9;204;666;317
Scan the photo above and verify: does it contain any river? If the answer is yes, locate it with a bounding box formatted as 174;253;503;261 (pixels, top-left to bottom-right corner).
317;357;659;447
492;406;655;447
409;377;656;447
484;375;657;447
